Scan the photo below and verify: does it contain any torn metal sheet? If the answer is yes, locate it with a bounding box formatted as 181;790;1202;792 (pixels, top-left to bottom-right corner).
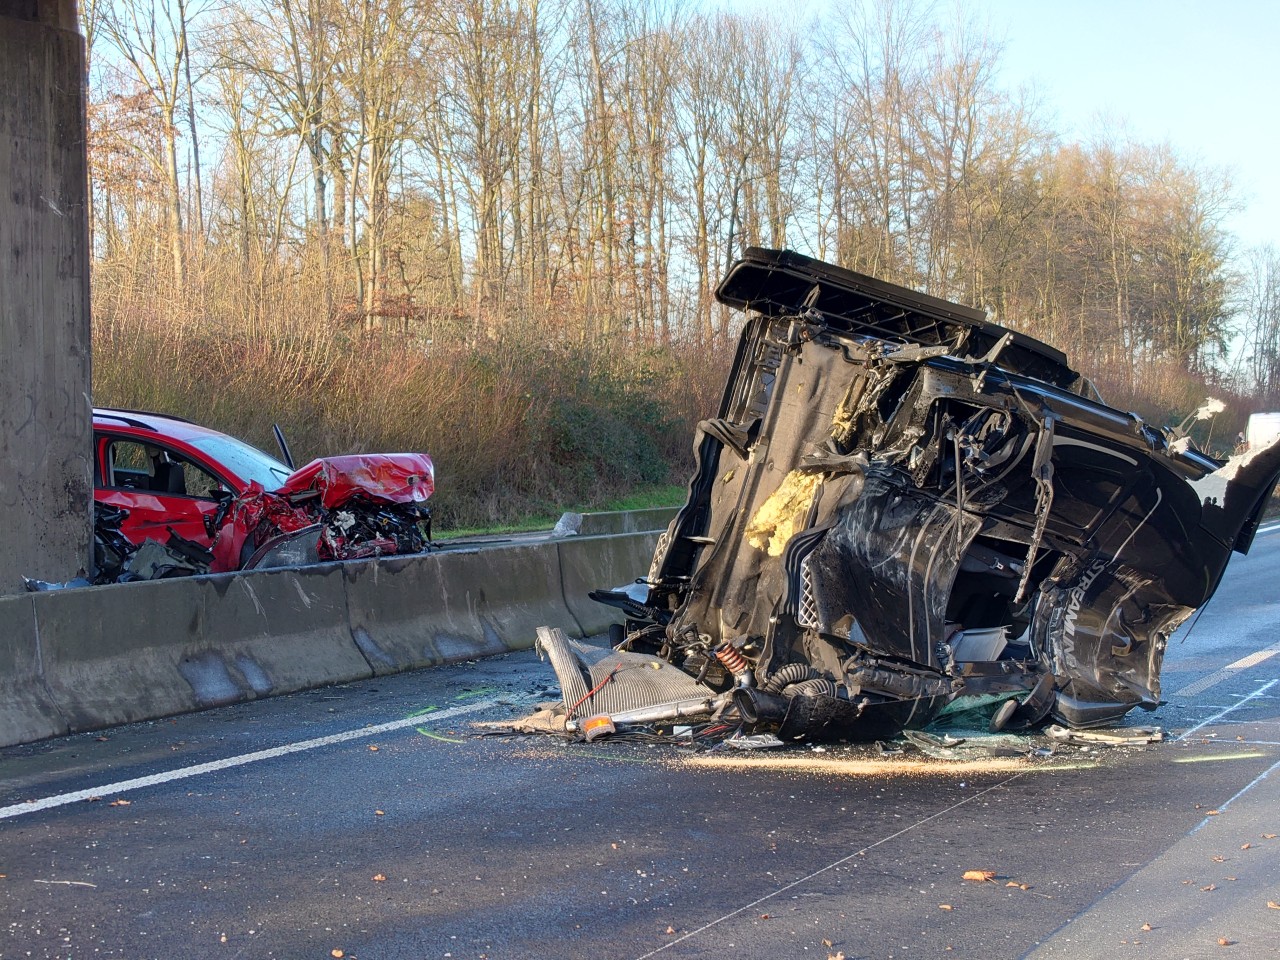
117;538;205;580
590;247;1280;743
210;453;434;572
725;733;786;750
534;626;723;734
1045;724;1164;746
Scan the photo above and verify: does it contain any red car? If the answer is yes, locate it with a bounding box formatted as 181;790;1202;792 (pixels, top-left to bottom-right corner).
93;408;296;549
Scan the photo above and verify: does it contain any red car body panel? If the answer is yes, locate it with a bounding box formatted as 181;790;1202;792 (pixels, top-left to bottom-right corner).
277;453;435;507
93;409;291;550
94;485;220;548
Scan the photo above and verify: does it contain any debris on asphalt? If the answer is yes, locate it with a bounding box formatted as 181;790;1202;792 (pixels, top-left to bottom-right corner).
1045;725;1164;746
515;627;1174;770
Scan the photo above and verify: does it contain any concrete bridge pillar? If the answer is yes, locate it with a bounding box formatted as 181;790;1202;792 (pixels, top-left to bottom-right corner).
0;1;92;592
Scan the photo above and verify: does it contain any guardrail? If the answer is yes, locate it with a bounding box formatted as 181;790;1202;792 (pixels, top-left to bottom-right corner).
1;520;667;749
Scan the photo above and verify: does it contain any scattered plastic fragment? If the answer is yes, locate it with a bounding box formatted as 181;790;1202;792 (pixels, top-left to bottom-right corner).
1044;725;1163;746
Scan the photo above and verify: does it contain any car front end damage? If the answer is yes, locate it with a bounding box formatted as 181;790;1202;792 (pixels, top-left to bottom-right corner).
552;248;1280;742
210;453;436;572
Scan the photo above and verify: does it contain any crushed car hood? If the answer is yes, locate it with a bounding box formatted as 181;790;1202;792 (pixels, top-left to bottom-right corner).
210;453;435;572
583;248;1280;742
277;453;435;508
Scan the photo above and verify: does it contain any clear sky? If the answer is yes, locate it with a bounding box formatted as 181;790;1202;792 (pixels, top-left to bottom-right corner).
723;0;1278;253
979;0;1278;254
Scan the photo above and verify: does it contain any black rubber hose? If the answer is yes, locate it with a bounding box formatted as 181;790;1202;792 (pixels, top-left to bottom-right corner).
762;663;820;694
785;677;839;698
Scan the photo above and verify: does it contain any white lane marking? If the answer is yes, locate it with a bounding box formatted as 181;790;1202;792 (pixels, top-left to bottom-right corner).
1172;639;1280;698
631;772;1028;960
1230;647;1280;670
1176;679;1279;742
1256;520;1280;536
0;699;499;821
1190;754;1280;834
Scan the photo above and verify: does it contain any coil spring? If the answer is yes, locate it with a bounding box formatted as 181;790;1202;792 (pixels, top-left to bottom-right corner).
714;643;750;675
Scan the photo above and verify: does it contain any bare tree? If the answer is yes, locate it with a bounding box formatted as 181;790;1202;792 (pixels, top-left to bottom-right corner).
99;0;207;293
82;0;1260;426
1243;247;1280;404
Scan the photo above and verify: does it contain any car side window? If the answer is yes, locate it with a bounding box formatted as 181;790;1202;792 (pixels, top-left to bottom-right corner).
181;461;226;499
106;441;152;489
104;439;228;500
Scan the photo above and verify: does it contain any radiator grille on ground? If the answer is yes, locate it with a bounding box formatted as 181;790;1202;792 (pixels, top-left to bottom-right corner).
535;626;716;718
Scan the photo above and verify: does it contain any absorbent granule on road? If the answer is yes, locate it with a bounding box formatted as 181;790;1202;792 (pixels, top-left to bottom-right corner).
682;753;1043;778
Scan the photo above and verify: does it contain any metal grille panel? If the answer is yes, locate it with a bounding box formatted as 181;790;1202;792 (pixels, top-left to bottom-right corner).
536;627;715;718
797;555;818;629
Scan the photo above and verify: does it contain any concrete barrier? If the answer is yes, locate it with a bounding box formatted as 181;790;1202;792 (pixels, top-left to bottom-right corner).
558;531;661;636
34;563;368;731
34;577;210;731
3;527;662;748
193;564;370;701
577;507;676;536
0;593;67;744
345;542;577;673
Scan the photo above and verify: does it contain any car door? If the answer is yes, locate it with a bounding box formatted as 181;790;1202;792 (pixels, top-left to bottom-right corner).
95;434;232;548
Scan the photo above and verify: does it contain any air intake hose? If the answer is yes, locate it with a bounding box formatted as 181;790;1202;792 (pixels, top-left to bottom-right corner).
733;687;790;728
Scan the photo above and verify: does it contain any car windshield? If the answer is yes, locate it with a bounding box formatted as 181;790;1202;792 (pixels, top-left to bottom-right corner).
189;434;293;490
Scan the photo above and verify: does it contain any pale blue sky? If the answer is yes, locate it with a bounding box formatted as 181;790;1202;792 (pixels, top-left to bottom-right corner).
981;0;1277;253
726;0;1277;253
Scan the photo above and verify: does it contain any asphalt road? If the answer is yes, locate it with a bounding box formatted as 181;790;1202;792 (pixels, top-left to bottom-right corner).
2;524;1279;960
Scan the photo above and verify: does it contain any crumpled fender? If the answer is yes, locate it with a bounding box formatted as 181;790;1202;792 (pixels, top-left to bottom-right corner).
209;482;315;573
277;453;435;508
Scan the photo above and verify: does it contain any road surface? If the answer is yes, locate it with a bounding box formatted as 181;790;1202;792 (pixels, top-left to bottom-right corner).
2;523;1278;960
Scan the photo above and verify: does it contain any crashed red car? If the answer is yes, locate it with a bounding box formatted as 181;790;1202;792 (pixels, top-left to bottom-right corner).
93;408;295;548
92;408;434;571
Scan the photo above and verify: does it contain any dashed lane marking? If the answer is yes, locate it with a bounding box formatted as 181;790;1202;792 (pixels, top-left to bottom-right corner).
1189;753;1280;834
1176;679;1279;742
0;698;500;822
1171;639;1280;698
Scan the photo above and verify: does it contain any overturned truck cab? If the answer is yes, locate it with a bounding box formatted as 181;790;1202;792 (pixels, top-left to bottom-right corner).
592;248;1280;742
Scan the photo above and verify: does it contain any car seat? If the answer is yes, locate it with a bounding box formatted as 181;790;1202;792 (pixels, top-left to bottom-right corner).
152;462;187;496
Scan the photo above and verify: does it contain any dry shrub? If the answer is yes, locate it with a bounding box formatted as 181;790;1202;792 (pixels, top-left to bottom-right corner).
1089;357;1251;457
92;314;734;529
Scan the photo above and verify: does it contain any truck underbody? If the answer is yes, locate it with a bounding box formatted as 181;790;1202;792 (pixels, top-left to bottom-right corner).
553;248;1280;742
